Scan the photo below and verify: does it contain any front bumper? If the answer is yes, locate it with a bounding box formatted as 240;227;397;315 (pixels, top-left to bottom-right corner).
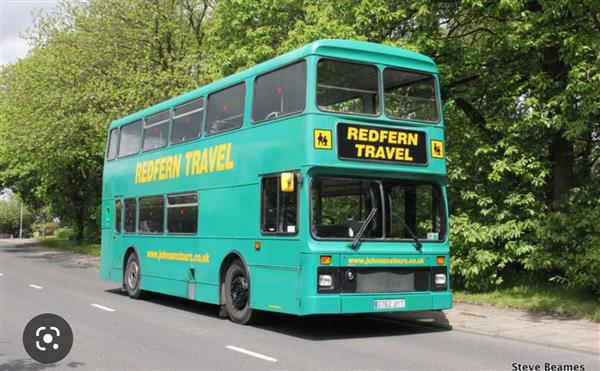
300;291;452;315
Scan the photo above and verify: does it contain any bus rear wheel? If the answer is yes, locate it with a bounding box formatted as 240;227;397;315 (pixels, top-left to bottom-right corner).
224;260;260;325
124;252;144;299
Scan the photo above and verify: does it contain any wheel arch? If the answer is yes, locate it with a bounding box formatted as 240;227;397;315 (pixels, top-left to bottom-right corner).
219;250;250;305
123;245;140;279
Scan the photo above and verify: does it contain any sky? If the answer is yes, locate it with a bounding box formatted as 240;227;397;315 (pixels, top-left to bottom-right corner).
1;0;58;66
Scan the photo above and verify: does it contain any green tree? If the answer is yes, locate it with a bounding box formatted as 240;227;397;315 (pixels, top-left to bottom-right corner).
0;0;212;243
0;198;35;237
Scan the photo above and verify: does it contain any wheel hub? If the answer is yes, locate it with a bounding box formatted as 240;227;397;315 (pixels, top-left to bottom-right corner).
230;274;248;310
127;261;138;289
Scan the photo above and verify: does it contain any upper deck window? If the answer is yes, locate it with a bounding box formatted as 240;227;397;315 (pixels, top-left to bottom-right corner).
118;120;142;158
142;110;170;152
317;59;379;115
171;98;204;144
205;83;245;136
253;61;306;123
106;128;119;161
383;68;438;123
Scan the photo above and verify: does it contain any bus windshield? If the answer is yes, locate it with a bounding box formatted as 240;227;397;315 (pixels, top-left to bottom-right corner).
311;177;445;241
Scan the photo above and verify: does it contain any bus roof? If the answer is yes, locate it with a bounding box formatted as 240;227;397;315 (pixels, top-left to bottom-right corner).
109;39;438;129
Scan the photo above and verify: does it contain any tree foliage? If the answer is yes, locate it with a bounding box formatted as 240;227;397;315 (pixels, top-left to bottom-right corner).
0;198;34;237
1;0;598;293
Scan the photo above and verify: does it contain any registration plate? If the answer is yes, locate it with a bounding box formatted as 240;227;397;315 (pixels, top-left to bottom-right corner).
374;299;406;310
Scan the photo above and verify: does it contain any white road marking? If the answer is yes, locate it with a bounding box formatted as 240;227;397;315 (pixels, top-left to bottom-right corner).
0;273;3;276
29;284;43;289
90;303;115;312
225;345;277;362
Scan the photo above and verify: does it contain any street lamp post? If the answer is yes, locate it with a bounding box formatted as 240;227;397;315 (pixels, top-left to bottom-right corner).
19;201;23;239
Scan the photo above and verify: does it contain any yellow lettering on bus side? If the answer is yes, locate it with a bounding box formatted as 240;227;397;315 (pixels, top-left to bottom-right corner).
225;143;234;170
158;158;167;180
365;145;375;158
191;150;201;175
185;151;193;176
164;157;173;179
173;154;181;178
199;148;209;173
375;146;385;159
209;146;219;172
216;144;226;171
135;163;143;184
347;127;358;140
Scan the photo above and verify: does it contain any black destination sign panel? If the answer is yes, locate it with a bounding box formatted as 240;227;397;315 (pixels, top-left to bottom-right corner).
337;123;427;165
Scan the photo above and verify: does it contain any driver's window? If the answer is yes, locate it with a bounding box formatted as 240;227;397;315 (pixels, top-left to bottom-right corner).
311;178;382;239
261;175;298;234
252;61;306;124
205;83;245;136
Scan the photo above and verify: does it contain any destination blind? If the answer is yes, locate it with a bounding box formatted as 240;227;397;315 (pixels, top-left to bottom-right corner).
336;123;427;165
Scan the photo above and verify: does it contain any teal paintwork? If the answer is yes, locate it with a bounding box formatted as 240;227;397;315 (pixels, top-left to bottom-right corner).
100;39;452;316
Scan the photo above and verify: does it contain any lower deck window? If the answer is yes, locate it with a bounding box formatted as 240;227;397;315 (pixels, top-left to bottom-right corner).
139;196;164;234
124;198;137;233
167;193;198;234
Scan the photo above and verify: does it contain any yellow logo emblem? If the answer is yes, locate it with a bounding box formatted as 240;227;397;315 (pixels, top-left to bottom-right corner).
431;140;444;159
314;129;332;149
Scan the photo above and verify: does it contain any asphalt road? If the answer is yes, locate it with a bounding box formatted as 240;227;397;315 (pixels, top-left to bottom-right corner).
1;240;597;370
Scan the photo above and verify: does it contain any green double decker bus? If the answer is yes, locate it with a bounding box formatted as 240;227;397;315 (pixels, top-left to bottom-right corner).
100;39;451;324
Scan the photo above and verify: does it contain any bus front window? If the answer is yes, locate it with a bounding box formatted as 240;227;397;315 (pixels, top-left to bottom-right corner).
311;177;446;241
316;59;379;115
311;178;383;239
385;183;445;241
383;68;438;123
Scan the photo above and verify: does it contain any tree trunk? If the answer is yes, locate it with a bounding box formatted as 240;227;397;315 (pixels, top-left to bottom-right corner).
549;133;574;201
75;206;84;244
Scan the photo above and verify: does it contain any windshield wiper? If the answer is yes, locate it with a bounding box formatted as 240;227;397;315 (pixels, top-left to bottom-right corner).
391;213;423;251
349;207;378;250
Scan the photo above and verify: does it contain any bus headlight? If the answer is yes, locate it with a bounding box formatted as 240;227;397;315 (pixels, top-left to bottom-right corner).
318;274;333;287
434;273;446;285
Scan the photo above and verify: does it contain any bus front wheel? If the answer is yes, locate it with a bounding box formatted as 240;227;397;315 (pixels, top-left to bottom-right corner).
124;252;144;299
224;260;260;325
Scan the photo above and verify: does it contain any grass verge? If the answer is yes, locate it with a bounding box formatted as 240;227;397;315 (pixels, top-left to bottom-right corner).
455;285;600;322
36;235;101;256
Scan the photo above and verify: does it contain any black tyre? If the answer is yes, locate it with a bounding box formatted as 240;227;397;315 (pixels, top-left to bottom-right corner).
124;252;144;299
224;260;260;324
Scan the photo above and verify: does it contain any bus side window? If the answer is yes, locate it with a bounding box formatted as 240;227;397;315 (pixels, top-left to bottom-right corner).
261;175;298;234
252;60;306;123
142;110;169;151
139;196;164;234
107;128;119;161
115;199;122;233
205;83;245;136
124;198;137;233
118;120;143;158
167;193;198;234
171;98;204;144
